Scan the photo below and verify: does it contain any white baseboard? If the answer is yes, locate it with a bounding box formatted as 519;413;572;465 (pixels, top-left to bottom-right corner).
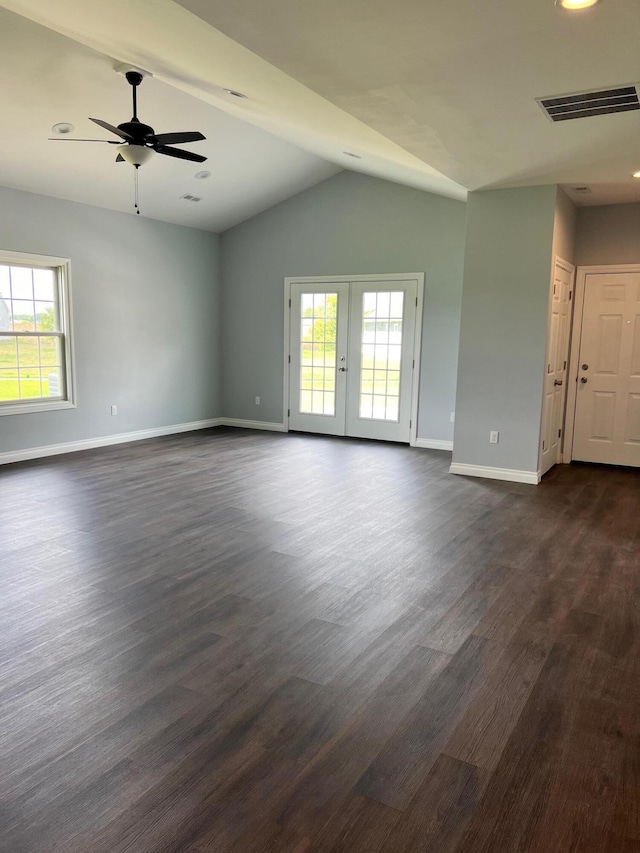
449;462;540;485
221;418;286;432
413;438;454;451
0;418;224;466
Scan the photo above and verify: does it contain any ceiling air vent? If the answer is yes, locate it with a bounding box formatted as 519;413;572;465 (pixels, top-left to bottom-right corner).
181;194;201;202
537;84;640;122
572;186;592;194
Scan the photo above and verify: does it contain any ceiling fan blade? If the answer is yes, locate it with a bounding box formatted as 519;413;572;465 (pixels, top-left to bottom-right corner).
152;131;205;146
48;138;120;143
89;118;132;140
116;153;125;162
155;145;207;163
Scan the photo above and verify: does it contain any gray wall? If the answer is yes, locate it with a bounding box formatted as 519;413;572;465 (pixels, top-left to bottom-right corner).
553;188;577;265
0;186;221;454
575;202;640;266
453;186;557;473
220;170;467;442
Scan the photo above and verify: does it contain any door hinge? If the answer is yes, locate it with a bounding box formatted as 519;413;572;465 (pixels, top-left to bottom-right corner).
563;360;566;370
416;296;418;307
409;420;412;428
289;298;292;308
569;291;572;300
288;354;291;363
412;359;415;368
543;440;546;451
558;428;562;438
288;408;290;417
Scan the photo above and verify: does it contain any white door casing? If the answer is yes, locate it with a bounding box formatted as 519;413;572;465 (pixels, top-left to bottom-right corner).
565;265;640;467
284;274;424;445
539;258;574;476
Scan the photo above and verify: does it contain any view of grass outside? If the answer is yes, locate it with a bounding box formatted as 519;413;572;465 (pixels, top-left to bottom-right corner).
0;264;62;403
299;290;403;421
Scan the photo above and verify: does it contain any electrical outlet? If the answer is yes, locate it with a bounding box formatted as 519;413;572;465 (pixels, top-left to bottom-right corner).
489;430;499;444
255;396;260;406
450;412;455;423
111;404;117;416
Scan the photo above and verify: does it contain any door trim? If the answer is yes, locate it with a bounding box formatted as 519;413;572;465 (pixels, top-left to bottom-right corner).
563;263;640;463
538;255;575;475
283;273;425;446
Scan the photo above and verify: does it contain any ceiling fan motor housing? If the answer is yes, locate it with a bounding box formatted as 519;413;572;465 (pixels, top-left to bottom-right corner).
118;120;155;142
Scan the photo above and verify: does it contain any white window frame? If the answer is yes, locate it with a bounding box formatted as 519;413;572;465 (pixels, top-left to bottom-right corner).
0;249;76;416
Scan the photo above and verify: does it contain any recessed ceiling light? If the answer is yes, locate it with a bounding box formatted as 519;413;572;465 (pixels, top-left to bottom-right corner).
224;89;247;99
633;171;640;179
194;170;211;180
343;151;362;159
556;0;600;9
52;122;75;135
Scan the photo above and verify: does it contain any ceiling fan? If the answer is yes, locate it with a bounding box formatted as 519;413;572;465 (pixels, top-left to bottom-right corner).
49;70;207;213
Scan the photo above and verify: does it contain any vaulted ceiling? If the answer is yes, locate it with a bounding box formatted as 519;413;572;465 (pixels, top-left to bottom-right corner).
1;0;639;231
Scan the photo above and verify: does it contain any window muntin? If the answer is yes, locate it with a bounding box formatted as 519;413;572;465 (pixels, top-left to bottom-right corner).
0;251;74;415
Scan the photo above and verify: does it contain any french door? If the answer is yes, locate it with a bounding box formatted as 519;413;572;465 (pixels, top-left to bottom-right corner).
287;275;421;443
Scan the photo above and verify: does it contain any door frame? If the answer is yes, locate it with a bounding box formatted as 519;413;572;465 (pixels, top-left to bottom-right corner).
283;273;425;446
538;255;575;475
563;263;640;463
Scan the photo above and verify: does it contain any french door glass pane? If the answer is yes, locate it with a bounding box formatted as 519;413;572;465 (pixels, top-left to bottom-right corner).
359;291;403;421
299;292;337;416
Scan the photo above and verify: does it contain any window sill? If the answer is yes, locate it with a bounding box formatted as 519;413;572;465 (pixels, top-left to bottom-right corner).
0;399;76;416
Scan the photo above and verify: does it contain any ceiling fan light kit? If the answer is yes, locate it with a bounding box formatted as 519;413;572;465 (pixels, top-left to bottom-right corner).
49;68;207;215
556;0;600;9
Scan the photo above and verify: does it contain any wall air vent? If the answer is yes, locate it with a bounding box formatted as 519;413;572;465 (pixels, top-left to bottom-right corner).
181;194;201;202
537;84;640;122
572;186;592;194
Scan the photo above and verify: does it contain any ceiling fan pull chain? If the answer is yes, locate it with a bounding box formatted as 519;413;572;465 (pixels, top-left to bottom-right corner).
134;164;140;215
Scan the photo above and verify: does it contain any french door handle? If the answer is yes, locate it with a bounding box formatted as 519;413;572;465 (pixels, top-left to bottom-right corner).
554;379;563;386
338;367;347;372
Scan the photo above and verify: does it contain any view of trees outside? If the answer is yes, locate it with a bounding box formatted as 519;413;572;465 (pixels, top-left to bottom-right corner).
300;293;337;415
0;265;62;402
299;290;403;421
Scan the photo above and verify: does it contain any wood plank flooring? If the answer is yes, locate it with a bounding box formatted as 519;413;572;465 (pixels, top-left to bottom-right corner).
1;426;639;852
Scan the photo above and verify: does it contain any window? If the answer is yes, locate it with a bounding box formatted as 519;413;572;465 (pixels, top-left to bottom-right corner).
0;250;75;415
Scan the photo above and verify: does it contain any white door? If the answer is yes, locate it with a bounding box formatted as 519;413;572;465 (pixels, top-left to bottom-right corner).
288;277;420;443
346;280;417;442
572;272;640;466
540;260;574;476
288;282;349;436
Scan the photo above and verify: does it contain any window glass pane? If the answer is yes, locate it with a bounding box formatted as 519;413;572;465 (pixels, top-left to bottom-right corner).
39;336;61;368
300;389;312;413
323;392;335;415
376;291;391;317
10;266;33;300
43;366;63;398
33;268;55;302
386;398;399;422
17;336;40;368
0;368;19;401
35;302;57;332
360;394;373;419
18;367;42;400
0;267;10;308
389;292;404;318
0;337;17;369
11;300;35;332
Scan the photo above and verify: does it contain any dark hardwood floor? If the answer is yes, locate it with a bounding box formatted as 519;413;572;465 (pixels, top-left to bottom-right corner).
1;426;639;852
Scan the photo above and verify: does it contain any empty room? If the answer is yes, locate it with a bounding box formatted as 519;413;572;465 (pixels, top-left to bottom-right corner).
1;0;640;851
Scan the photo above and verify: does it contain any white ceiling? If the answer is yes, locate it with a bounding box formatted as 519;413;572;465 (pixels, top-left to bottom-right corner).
1;0;639;232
